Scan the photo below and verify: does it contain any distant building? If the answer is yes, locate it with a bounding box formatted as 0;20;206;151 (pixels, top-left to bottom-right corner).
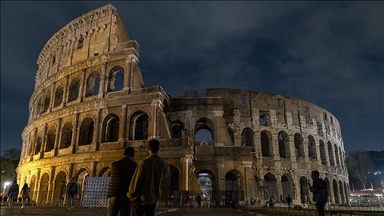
17;4;349;206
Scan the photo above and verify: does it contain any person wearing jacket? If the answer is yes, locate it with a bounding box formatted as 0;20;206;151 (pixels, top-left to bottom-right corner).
128;139;170;216
107;147;137;216
308;170;328;216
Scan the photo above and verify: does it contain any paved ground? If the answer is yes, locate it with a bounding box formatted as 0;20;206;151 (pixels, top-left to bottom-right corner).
0;205;177;216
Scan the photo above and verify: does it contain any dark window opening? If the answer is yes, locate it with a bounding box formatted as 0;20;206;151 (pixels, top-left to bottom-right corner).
77;37;84;49
242;95;247;104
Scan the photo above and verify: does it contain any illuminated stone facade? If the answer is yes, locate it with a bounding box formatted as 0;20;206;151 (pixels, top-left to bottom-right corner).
18;4;349;206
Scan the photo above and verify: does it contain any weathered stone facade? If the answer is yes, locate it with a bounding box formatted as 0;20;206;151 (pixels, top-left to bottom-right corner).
18;4;349;206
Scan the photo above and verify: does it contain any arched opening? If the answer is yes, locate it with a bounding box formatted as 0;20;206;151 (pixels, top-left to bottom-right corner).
225;170;243;205
261;130;271;157
78;117;94;146
308;135;317;159
196;170;215;205
194;118;214;143
319;140;327;165
53;171;67;205
68;77;80;103
334;144;340;166
35;132;43;155
130;112;149;140
42;90;51;113
102;114;120;142
53;85;64;107
339;180;345;204
170;121;186;138
60;122;73;149
299;176;309;205
262;173;277;200
324;178;331;203
278;131;289;158
107;66;125;92
281;175;294;200
85;73;101;97
328;142;335;166
38;173;49;204
29;175;36;201
333;179;339;204
241;128;254;147
163;165;180;204
76;169;89;203
45;126;56;152
98;167;109;177
294;133;304;158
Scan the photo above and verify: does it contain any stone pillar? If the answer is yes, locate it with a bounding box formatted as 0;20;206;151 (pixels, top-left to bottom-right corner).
119;105;127;142
91;161;97;177
233;109;241;146
71;113;79;153
99;63;108;97
54;118;62;155
41;124;48;155
78;69;86;102
33;168;41;203
63;75;70;106
150;99;161;139
94;109;101;151
49;84;55;112
46;166;55;204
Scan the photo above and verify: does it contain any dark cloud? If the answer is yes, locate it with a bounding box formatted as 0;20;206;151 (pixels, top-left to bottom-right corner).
1;1;383;154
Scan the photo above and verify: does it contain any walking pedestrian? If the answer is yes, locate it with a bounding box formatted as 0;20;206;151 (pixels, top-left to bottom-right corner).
20;183;30;209
128;139;170;216
184;194;190;209
107;147;137;216
286;195;292;208
195;193;202;210
308;170;328;216
66;177;78;211
8;178;19;209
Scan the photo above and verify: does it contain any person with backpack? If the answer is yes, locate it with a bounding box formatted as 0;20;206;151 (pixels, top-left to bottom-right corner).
66;177;78;211
20;183;30;209
308;170;328;216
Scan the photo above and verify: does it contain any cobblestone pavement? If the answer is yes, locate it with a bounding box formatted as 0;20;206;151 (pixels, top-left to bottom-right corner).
0;205;177;216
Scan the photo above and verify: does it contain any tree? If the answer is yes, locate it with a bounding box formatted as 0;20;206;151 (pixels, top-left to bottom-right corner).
347;151;374;190
0;159;16;182
2;148;21;161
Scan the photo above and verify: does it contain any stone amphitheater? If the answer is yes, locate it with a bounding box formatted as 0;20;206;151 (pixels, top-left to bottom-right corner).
17;4;349;206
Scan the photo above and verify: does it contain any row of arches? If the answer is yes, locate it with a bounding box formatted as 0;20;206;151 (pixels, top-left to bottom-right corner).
32;65;126;120
25;111;149;157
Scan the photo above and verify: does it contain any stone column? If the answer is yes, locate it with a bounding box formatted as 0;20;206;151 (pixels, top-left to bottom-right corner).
150;99;161;139
54;118;62;155
33;168;41;203
91;161;97;177
71;113;79;153
41;124;48;157
99;63;108;97
94;109;102;151
63;75;70;106
119;105;127;143
46;166;55;204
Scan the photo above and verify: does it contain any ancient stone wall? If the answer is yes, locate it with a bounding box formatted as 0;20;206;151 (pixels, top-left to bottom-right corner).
18;4;349;206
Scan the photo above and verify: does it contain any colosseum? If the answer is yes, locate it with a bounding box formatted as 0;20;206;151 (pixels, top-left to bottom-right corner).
17;4;349;207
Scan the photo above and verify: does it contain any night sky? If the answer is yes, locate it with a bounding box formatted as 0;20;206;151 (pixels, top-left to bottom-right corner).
1;2;383;155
